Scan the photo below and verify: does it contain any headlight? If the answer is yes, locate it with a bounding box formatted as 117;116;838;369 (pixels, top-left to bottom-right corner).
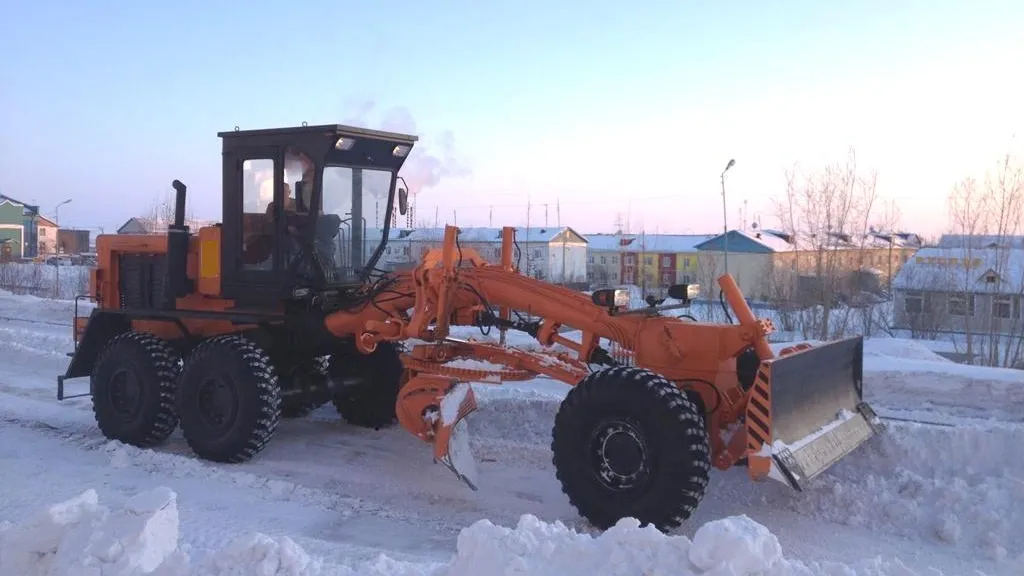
686;284;700;300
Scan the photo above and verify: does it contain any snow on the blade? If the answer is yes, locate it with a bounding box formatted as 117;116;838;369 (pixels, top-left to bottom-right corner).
439;418;479;490
769;408;857;453
439;382;472;426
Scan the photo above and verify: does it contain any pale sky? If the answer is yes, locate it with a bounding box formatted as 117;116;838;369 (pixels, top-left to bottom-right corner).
1;0;1022;239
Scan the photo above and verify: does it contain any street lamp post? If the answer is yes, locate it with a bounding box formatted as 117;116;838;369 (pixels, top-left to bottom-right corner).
54;198;71;298
720;159;736;275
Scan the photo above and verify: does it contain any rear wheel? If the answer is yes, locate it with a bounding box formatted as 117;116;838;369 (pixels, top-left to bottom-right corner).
329;341;404;429
90;331;180;447
176;334;281;463
551;366;711;532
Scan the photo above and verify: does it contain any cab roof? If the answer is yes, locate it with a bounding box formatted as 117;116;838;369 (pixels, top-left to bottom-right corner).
217;123;419;145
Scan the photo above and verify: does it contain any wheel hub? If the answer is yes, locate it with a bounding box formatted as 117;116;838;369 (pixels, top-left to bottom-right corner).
590;419;650;490
196;374;238;431
108;368;142;421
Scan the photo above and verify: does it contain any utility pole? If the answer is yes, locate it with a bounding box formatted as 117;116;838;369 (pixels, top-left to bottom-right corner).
720;159;735;276
54;198;72;298
526;198;532;276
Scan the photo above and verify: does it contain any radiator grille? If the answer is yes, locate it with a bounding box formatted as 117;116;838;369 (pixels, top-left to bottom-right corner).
118;254;167;309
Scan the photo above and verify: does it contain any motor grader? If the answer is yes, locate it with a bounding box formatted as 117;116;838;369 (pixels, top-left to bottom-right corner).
57;123;882;531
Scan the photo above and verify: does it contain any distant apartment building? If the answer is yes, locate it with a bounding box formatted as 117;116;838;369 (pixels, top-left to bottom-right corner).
892;234;1024;336
385;226;589;285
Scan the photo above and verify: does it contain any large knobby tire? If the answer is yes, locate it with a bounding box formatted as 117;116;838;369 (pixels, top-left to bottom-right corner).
551;366;711;532
90;331;181;447
329;341;404;429
276;356;329;418
176;334;282;463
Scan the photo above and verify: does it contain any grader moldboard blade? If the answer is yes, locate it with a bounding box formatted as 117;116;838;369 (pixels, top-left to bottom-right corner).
431;382;481;490
746;335;884;490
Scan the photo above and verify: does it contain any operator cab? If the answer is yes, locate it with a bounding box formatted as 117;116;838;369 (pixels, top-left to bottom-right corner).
218;124;416;306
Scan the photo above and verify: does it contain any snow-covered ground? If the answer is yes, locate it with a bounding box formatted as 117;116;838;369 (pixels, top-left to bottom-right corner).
1;289;1023;575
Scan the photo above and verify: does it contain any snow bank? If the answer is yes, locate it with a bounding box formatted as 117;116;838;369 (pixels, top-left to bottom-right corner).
863;337;953;363
0;488;978;576
791;419;1024;562
0;487;188;575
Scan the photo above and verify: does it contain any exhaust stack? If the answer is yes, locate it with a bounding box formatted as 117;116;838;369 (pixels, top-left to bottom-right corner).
163;179;193;309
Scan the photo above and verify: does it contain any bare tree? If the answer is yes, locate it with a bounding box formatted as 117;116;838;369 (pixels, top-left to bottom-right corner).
983;155;1023;368
772;148;883;340
937;153;1024;368
146;190;198;233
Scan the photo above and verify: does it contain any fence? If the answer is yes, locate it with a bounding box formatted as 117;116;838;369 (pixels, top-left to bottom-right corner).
0;262;91;300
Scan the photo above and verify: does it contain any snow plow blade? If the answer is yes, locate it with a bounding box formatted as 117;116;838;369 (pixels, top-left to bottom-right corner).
432;382;480;490
395;374;481;491
745;336;883;490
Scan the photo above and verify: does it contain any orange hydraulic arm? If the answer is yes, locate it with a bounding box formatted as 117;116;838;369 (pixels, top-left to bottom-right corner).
323;225;777;475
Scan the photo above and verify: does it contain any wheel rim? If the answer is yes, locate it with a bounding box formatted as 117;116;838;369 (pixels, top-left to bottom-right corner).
588;417;651;491
195;373;239;432
108;368;143;421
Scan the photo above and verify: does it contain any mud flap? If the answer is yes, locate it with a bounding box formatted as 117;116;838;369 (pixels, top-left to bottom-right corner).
745;336;884;490
432;382;481;490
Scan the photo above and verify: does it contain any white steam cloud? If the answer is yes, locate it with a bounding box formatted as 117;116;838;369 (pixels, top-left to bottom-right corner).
342;102;471;197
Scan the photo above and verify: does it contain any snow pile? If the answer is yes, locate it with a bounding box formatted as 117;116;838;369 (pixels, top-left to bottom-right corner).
198;533;324;576
0;488;971;576
0;487;188;575
863;338;952;363
442;513;951;576
779;419;1024;562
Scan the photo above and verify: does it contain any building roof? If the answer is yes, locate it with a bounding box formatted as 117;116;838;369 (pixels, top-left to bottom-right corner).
892;244;1024;293
631;233;714;253
117;216;219;234
584;234;638;251
935;234;1024;250
400;226;585;244
0;194;51;221
697;228;924;253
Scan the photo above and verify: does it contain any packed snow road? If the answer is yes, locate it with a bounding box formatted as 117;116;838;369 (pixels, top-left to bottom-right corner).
1;291;1022;574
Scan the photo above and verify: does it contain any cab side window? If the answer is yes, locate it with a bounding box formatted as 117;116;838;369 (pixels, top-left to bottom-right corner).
241;158;275;269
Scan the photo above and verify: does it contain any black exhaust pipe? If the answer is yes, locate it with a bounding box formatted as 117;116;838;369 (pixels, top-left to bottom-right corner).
163;179;193;310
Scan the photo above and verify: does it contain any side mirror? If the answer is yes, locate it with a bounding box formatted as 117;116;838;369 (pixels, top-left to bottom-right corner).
398;187;409;216
591;288;629;310
667;283;700;303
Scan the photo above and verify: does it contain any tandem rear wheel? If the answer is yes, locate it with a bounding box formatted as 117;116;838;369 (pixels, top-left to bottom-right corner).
175;334;282;463
550;366;711;532
90;331;182;448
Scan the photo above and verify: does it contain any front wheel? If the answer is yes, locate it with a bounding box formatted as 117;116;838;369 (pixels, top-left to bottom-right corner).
551;366;711;532
329;341;405;429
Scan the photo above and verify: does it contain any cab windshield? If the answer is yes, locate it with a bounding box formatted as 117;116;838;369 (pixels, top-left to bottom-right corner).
316;165;395;282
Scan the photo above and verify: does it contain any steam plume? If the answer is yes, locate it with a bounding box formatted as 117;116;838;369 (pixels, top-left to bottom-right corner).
342;102;471;196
